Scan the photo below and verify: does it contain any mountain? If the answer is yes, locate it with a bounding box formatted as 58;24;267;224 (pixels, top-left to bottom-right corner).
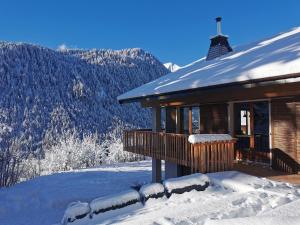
0;42;169;153
164;62;181;72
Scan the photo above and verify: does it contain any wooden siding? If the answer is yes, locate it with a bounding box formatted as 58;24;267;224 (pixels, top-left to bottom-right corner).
200;104;228;134
124;130;235;173
296;103;300;162
271;99;300;172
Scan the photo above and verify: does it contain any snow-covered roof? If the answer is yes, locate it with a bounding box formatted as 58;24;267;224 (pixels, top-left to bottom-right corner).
118;27;300;102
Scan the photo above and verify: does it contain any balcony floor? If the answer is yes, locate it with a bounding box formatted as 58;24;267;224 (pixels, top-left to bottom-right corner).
233;161;300;185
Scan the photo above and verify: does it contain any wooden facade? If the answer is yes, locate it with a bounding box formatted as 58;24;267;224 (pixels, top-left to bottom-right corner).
200;104;228;134
122;80;300;174
271;98;300;172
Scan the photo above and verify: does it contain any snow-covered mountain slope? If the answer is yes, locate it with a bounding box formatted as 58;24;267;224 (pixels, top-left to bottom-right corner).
0;43;169;152
164;62;181;72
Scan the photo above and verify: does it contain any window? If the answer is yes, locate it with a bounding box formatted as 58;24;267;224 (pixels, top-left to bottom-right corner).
181;106;200;134
161;107;166;130
240;109;250;135
192;107;200;134
182;107;189;134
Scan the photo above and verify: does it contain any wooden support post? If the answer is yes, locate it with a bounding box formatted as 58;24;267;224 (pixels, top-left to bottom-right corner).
152;159;162;183
228;102;234;136
152;107;162;183
249;103;255;161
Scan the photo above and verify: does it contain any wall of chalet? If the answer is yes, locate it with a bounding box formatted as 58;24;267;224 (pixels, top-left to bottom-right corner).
271;99;300;162
200;104;228;134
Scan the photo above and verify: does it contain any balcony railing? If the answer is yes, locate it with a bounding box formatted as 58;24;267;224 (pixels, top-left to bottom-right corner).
123;129;236;173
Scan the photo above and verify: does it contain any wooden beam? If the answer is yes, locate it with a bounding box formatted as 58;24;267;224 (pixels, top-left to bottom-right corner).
141;82;300;108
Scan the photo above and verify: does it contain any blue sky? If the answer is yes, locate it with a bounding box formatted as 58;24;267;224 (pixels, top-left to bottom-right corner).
1;0;300;65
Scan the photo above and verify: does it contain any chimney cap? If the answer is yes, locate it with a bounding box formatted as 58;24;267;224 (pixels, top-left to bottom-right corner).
216;17;222;22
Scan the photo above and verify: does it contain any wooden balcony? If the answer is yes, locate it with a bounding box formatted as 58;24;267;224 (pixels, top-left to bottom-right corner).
123;129;236;173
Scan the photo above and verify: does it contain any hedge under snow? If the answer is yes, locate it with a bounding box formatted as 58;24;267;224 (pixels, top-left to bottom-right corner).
61;201;90;224
89;189;140;215
61;173;211;223
188;134;233;144
139;183;165;201
163;173;210;195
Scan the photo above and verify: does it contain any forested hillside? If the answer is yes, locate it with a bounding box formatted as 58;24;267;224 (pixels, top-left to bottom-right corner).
0;42;169;185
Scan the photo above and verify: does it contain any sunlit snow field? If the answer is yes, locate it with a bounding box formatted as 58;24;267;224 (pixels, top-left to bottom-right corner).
1;160;300;225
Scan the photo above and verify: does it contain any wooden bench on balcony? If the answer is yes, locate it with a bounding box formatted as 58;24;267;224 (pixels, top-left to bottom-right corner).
123;129;236;173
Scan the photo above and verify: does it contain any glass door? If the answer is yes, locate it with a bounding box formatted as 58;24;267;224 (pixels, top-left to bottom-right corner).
234;101;270;163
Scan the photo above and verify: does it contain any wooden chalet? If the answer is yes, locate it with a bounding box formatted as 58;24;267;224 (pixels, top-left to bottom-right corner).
118;18;300;182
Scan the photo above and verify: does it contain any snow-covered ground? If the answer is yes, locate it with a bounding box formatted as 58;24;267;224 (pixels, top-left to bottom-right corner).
0;161;152;225
1;160;300;225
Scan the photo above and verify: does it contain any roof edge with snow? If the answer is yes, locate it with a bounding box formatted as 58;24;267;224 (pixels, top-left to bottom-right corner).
118;27;300;104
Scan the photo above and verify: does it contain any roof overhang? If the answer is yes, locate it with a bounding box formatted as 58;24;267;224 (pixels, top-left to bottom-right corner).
118;72;300;105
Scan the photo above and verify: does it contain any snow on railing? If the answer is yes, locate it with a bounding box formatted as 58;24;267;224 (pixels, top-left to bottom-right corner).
188;134;233;144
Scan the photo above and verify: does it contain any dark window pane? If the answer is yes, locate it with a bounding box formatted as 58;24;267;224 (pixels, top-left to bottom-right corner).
192;107;200;133
161;107;166;130
183;107;189;133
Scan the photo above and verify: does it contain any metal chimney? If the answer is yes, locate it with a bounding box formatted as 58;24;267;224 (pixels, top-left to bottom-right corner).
206;17;233;61
216;17;222;35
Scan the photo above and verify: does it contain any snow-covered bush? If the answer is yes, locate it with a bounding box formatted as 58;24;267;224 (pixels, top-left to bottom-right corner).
163;173;210;197
101;119;144;164
139;183;165;202
40;131;104;174
20;153;42;181
40;120;143;175
0;120;145;186
0;137;28;187
61;201;90;225
89;189;141;215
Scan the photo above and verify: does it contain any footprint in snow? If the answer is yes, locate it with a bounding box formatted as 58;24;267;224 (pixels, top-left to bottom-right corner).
184;198;196;204
259;192;268;198
231;197;247;206
253;183;262;189
153;217;175;225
